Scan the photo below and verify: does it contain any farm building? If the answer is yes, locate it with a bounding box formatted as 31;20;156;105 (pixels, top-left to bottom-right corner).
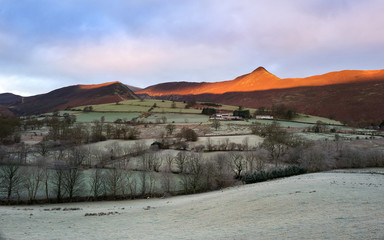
210;114;242;120
255;115;274;120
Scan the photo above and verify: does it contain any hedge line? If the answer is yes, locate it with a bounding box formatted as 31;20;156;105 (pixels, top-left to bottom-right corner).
242;165;307;184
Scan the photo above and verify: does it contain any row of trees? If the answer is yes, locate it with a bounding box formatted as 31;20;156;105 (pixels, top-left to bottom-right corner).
0;116;21;144
254;105;297;120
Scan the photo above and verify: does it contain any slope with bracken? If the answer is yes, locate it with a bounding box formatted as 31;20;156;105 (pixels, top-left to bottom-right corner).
8;81;139;115
151;80;384;125
137;67;384;124
137;67;384;96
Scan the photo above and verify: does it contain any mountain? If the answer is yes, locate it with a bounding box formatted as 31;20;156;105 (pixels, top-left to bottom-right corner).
0;105;15;117
137;67;384;124
151;80;384;125
125;84;142;92
0;93;22;106
8;81;139;115
136;67;384;96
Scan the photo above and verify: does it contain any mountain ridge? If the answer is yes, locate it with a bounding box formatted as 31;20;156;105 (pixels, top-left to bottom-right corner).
5;81;139;115
136;68;384;96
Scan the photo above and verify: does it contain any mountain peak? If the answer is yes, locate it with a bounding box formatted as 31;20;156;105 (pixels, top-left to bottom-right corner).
253;66;267;72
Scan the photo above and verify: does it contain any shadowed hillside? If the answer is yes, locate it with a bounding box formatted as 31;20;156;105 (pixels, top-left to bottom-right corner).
0;93;22;106
8;81;139;115
147;80;384;125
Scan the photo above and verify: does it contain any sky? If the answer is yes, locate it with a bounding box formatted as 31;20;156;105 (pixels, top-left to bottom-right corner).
0;0;384;96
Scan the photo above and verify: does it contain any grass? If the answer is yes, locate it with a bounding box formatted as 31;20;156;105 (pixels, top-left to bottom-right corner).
73;99;257;114
294;113;343;125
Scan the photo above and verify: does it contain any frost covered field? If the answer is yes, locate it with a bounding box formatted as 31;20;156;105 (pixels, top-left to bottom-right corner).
1;171;383;240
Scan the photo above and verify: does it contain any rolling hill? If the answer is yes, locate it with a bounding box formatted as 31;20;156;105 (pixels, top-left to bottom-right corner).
0;93;22;106
147;80;384;125
7;81;139;115
136;68;384;124
136;67;384;96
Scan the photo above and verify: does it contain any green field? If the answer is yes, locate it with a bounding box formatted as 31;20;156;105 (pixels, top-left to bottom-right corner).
60;99;347;130
73;99;256;114
294;114;343;125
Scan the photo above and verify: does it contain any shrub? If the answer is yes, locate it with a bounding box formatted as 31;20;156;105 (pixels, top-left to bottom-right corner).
178;127;198;142
242;165;307;184
202;108;216;115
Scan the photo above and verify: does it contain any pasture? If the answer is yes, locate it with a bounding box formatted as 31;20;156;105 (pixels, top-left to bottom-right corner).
1;170;383;240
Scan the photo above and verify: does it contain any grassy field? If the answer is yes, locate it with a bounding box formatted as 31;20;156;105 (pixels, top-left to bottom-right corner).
72;99;256;114
294;114;343;125
1;170;383;239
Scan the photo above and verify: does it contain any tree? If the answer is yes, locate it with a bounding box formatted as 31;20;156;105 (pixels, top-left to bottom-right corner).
63;167;83;202
179;127;198;142
37;141;50;157
166;124;176;136
160;153;175;194
24;166;44;202
89;168;105;199
105;167;124;199
0;116;20;143
83;106;93;112
161;116;167;124
174;151;187;173
184;153;204;193
0;157;25;202
211;119;221;131
229;152;245;179
63;149;84;202
244;149;266;173
202;108;216;115
233;109;251;119
211;154;234;189
91;120;105;142
312;121;327;133
50;161;67;202
261;121;291;167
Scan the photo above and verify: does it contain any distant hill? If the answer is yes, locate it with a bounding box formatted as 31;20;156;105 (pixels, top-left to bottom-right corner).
137;67;384;96
151;80;384;125
137;67;384;124
0;93;22;106
126;84;142;92
0;105;15;117
8;81;139;115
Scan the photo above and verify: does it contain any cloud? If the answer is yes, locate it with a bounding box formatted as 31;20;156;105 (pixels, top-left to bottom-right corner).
0;0;384;95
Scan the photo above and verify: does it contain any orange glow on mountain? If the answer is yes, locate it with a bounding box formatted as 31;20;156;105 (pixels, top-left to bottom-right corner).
136;68;384;96
78;81;121;89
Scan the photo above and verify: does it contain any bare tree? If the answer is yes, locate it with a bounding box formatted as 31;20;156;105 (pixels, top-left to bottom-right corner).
184;153;204;193
50;161;67;202
24;166;44;202
162;153;174;172
37;141;50;157
212;154;234;189
140;151;158;171
229;152;245;179
174;151;187;173
139;171;148;196
89;168;105;200
261;121;291;167
0;157;26;202
211;119;221;131
91;147;109;167
125;170;137;199
205;138;215;151
105;167;124;199
166;124;175;136
63;167;83;202
242;137;249;151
